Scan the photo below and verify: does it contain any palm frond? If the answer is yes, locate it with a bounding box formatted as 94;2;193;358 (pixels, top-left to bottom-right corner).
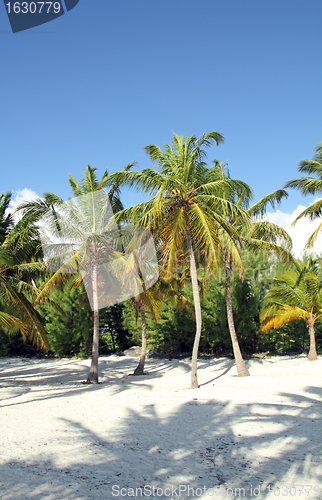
248;189;288;218
250;221;293;252
3;282;49;349
285;177;322;196
293;199;322;223
261;305;309;332
0;311;26;334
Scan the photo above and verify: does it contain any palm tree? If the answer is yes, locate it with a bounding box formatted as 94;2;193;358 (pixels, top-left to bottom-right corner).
212;162;291;376
131;275;194;376
260;257;320;360
0;223;49;350
284;143;322;247
116;225;160;376
17;165;129;383
131;295;159;376
106;132;250;388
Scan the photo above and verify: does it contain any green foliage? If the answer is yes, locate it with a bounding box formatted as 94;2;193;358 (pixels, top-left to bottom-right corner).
231;276;259;352
122;301;155;347
38;280;132;358
260;320;309;353
42;281;93;358
99;304;132;353
122;275;256;355
120;249;316;357
201;279;231;352
0;329;38;357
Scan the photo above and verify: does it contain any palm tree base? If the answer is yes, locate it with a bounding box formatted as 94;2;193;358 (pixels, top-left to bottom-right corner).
86;372;99;384
132;365;145;375
235;360;250;377
191;372;199;389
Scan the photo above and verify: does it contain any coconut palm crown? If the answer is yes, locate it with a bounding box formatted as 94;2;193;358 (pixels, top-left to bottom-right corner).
284;142;322;247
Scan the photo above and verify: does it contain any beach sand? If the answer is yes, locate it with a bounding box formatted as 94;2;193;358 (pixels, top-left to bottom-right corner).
0;355;321;499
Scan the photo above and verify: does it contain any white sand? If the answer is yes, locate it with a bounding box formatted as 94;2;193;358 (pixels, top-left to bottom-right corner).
0;355;321;500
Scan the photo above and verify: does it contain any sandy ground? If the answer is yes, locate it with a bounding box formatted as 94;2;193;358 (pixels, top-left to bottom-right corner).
0;354;321;500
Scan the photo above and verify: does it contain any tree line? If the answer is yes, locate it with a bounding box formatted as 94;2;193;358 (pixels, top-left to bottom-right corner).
0;133;321;388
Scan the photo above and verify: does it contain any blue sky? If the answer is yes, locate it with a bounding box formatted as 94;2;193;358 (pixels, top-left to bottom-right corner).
1;0;322;253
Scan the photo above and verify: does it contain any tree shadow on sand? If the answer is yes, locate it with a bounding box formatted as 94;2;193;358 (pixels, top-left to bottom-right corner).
0;357;186;408
0;377;321;499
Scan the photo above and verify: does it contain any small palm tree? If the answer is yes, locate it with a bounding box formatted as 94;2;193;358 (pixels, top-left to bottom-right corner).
131;275;194;376
260;257;321;360
106;132;250;388
284;143;322;247
116;225;160;376
130;294;160;376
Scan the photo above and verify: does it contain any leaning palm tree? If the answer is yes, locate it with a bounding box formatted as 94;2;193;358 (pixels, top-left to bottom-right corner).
106;132;251;388
284;142;322;247
213;162;292;376
260;257;321;360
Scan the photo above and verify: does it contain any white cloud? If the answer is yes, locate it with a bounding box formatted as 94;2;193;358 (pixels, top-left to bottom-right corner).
8;188;40;222
265;203;322;258
9;188;39;210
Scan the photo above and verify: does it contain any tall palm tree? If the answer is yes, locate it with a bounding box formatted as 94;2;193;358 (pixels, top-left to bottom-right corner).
17;165;130;383
212;162;291;376
260;257;320;360
284;142;322;247
106;132;250;388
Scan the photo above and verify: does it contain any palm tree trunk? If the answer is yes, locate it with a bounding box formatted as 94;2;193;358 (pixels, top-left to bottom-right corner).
87;264;100;383
186;227;202;389
133;301;147;375
308;322;318;361
111;331;116;353
225;253;250;377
